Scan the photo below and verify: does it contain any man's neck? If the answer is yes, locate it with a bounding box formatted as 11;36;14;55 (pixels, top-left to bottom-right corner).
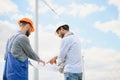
19;29;26;35
64;31;74;37
64;31;69;36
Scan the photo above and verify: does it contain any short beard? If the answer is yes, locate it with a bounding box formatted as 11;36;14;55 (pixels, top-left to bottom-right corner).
26;30;30;37
61;34;64;38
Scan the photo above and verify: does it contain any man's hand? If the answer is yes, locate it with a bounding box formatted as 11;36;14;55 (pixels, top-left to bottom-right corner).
39;60;45;66
47;56;58;65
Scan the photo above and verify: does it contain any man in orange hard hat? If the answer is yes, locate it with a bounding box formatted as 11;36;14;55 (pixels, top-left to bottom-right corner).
3;17;45;80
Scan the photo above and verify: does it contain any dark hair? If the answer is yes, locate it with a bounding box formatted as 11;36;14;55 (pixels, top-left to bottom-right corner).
56;24;69;33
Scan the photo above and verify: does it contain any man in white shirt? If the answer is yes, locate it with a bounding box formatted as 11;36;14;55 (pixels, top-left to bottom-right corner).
48;24;83;80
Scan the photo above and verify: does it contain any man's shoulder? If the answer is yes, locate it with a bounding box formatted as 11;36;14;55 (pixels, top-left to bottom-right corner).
18;34;27;38
62;36;71;42
62;34;80;43
63;34;75;40
15;33;28;42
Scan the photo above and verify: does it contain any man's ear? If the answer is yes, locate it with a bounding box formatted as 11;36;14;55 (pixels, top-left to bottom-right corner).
25;24;30;30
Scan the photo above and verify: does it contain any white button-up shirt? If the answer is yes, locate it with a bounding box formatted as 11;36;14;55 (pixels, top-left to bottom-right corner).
57;32;82;73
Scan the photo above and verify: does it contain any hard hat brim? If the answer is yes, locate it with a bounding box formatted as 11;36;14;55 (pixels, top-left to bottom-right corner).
18;18;35;32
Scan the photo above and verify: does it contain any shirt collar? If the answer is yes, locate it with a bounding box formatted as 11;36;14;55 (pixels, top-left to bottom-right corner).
18;30;25;34
64;32;74;37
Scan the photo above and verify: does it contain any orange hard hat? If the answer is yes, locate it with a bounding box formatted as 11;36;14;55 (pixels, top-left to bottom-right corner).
18;18;35;32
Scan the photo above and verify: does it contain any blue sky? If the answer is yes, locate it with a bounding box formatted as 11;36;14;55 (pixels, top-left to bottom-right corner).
0;0;120;80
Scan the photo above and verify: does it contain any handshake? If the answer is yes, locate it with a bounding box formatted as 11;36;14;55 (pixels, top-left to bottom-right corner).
39;56;58;66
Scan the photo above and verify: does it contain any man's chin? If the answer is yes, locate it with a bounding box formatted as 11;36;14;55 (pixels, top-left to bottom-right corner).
61;35;64;38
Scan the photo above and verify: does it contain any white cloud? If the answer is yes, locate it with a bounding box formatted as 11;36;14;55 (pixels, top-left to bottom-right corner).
0;20;18;60
0;20;16;30
109;0;120;6
38;1;106;17
28;0;49;14
10;0;34;20
109;0;120;21
28;0;60;17
0;0;18;15
11;13;33;21
38;31;61;60
38;3;49;14
0;20;18;39
0;0;34;21
0;20;18;79
109;0;120;14
79;38;92;46
68;3;106;17
38;0;65;16
94;0;120;37
27;0;37;14
0;0;33;21
29;24;61;61
84;47;120;80
28;1;106;18
94;20;120;37
40;24;57;32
